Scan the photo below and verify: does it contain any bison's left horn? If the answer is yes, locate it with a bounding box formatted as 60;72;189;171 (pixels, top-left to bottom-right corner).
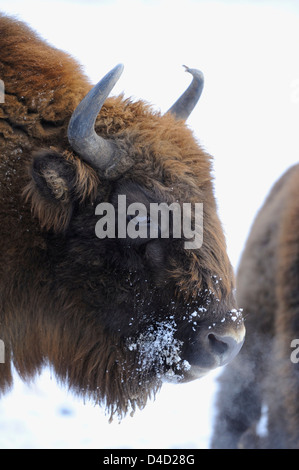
167;66;204;120
67;64;124;173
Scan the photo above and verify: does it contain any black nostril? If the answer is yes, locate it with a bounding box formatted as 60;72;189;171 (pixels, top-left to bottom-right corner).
207;332;244;367
182;324;245;371
208;333;229;356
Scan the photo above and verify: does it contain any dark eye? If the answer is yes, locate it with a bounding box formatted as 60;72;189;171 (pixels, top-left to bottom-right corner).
123;212;154;246
126;213;151;225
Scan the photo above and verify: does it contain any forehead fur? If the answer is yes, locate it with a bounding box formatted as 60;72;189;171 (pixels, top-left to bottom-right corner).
99;96;212;191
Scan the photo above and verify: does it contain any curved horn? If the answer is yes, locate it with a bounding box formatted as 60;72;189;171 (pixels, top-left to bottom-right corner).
67;64;124;171
167;65;204;120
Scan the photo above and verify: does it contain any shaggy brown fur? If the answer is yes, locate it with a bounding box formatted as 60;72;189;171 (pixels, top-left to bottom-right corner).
212;164;299;448
0;13;244;419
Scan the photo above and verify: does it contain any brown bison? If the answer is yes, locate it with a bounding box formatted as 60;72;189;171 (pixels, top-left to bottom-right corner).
212;164;299;448
0;13;245;420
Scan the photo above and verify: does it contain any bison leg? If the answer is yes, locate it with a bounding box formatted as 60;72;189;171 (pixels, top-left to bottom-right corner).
211;333;269;449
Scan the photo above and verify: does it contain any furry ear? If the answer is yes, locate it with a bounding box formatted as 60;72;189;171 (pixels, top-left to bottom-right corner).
24;149;98;232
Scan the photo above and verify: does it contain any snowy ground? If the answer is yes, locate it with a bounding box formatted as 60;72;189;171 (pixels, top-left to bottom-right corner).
0;367;220;449
1;0;299;449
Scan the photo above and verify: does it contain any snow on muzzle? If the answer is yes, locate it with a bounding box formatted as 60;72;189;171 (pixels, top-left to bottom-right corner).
126;309;245;382
182;309;246;380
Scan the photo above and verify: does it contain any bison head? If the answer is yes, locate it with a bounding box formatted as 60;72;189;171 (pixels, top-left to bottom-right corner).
23;65;245;419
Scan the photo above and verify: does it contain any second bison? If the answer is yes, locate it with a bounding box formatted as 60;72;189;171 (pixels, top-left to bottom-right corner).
212;164;299;448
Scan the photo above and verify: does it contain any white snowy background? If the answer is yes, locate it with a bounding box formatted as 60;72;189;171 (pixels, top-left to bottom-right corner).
1;0;299;449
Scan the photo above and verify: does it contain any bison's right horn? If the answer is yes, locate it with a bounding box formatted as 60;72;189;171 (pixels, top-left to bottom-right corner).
167;66;204;120
67;64;124;173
